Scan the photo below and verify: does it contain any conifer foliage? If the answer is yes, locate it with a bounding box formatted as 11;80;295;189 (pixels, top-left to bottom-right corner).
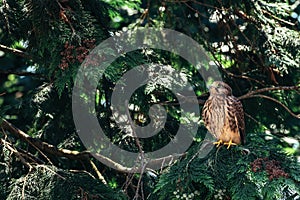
154;133;300;200
0;0;300;199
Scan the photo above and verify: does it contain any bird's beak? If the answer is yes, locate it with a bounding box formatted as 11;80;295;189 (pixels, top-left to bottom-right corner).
208;84;217;93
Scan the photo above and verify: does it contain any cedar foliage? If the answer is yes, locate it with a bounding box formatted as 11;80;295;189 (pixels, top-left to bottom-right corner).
0;0;300;199
153;133;300;200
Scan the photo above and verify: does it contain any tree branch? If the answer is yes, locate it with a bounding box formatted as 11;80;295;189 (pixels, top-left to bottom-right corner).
89;160;107;185
218;65;265;86
238;85;300;119
243;94;300;119
0;119;184;173
0;119;89;162
0;44;30;58
261;9;296;26
238;85;300;100
0;70;44;77
0;138;32;169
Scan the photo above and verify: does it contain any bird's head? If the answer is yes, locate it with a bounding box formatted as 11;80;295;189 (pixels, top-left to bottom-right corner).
208;81;232;96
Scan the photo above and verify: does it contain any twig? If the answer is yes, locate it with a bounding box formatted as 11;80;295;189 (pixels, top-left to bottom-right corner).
1;119;63;164
2;0;11;33
16;144;45;164
0;119;185;173
0;70;44;77
69;169;96;179
261;9;295;26
56;0;76;36
182;2;207;18
234;9;258;24
123;173;136;194
245;94;300;119
133;162;147;200
239;85;300;119
0;138;32;169
207;38;266;86
167;0;220;10
90;160;107;185
244;112;260;126
22;168;33;200
124;100;144;155
124;100;147;199
36;164;66;180
238;85;300;100
0;44;30;58
139;2;149;25
217;64;265;86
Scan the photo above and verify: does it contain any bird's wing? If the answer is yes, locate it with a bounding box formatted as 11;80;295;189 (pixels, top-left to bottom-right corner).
234;98;245;144
226;96;245;144
202;98;211;130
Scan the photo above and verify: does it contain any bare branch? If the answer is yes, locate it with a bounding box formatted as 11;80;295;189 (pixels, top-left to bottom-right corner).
244;94;300;119
239;85;300;100
0;138;32;169
56;0;77;35
244;112;264;127
0;44;30;58
218;65;265;86
90;160;107;185
0;119;184;173
261;9;296;26
0;70;45;77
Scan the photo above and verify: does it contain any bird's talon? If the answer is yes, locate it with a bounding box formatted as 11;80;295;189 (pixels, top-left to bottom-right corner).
213;140;223;147
224;140;237;149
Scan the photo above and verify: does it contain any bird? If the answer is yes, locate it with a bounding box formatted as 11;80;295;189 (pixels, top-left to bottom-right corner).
202;81;245;149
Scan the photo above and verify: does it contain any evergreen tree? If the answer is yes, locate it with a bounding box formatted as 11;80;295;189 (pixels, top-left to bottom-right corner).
0;0;299;199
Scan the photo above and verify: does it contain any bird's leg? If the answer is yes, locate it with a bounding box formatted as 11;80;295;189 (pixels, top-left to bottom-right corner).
213;139;223;147
224;139;237;149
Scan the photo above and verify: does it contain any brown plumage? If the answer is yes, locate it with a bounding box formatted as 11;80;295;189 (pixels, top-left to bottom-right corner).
202;81;245;148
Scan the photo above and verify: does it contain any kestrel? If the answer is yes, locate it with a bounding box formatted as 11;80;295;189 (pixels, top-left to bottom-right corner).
202;81;245;148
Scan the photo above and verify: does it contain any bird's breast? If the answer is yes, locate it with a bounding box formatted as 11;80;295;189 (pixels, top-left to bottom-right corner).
203;96;228;137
